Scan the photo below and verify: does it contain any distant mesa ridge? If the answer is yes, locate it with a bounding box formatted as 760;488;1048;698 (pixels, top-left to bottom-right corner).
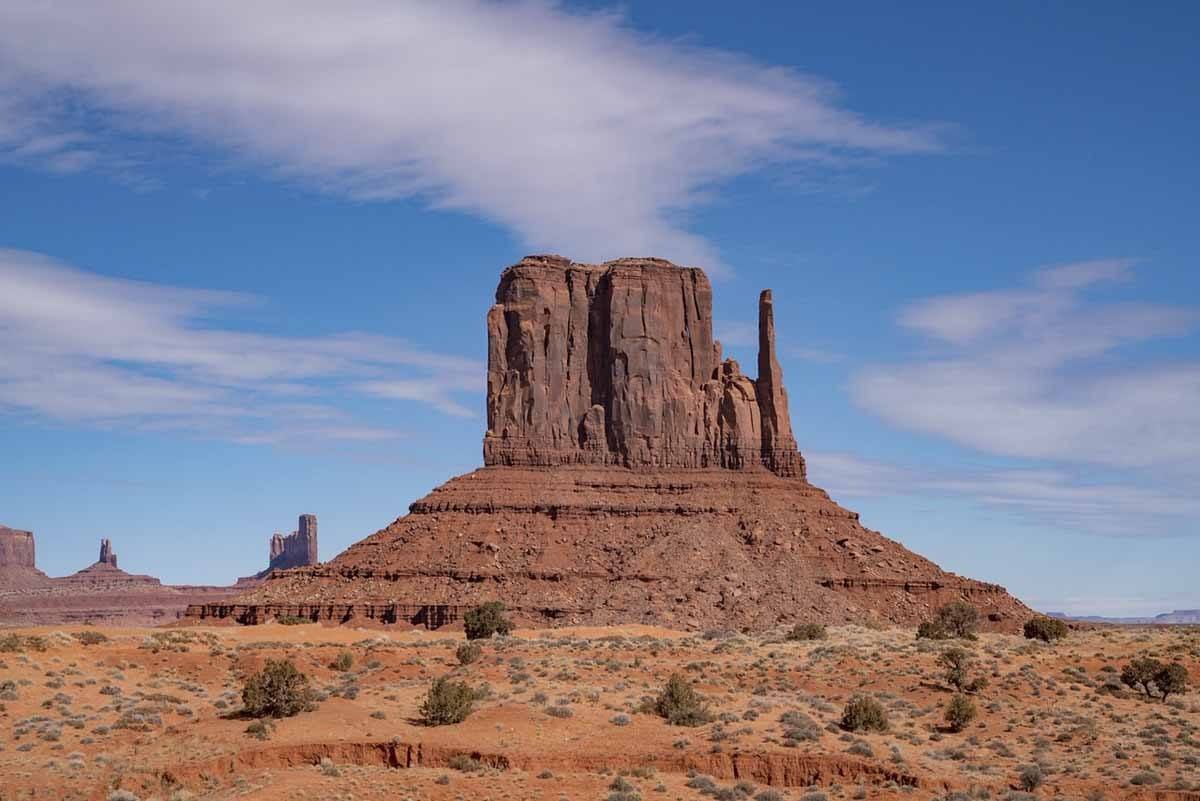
209;256;1033;632
0;532;236;626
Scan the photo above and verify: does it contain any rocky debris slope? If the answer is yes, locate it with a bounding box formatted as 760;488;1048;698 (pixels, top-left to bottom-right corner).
203;255;1032;631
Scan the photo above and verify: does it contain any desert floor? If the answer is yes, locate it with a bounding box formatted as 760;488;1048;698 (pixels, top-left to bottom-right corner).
1;622;1197;801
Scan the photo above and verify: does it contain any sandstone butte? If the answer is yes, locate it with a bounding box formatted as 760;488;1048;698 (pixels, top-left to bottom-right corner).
195;256;1033;632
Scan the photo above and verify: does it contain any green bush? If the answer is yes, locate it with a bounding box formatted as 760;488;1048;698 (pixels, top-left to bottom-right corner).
275;615;309;626
944;694;977;732
643;673;713;726
935;600;980;639
72;630;109;646
916;620;950;641
1018;764;1043;792
1155;662;1189;702
420;676;475;726
331;650;353;671
940;647;987;693
1121;657;1164;698
241;659;314;718
1023;616;1069;642
463;601;513;640
786;622;827;641
840;695;889;733
456;642;483;665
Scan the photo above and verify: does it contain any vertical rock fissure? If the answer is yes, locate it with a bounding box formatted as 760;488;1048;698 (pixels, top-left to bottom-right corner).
483;256;804;477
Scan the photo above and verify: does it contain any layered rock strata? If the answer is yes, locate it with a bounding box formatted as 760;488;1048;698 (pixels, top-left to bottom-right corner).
196;256;1032;632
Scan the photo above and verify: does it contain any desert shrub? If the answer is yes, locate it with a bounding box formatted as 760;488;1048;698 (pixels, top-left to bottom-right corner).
786;623;827;641
944;694;977;732
940;647;988;693
1155;662;1189;702
107;792;139;801
1129;770;1161;786
935;600;980;639
244;719;272;740
546;705;573;718
72;630;109;646
456;642;482;665
463;602;513;640
331;650;353;671
847;739;874;757
610;777;635;793
840;695;889;733
1018;764;1043;792
1121;657;1164;698
642;673;712;726
275;615;309;626
241;659;314;718
917;621;950;641
448;754;484;772
1023;616;1068;642
0;633;47;652
420;676;474;725
780;710;822;742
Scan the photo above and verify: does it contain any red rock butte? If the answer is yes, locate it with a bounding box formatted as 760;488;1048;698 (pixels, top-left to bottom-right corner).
200;256;1032;631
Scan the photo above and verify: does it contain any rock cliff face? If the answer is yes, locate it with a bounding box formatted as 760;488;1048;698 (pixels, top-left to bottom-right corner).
268;515;319;572
0;524;36;568
485;257;803;477
204;256;1032;632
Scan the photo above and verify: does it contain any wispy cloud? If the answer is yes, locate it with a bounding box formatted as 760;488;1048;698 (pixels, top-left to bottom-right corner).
842;259;1200;540
0;249;482;443
853;260;1200;468
808;451;1199;539
0;1;941;272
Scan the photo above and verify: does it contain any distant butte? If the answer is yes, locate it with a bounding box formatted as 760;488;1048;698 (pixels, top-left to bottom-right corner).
0;533;236;626
205;256;1032;632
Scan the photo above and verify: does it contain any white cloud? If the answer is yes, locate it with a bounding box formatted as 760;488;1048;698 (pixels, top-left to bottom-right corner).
0;0;940;271
0;248;482;442
808;451;1200;539
854;260;1200;469
357;380;475;419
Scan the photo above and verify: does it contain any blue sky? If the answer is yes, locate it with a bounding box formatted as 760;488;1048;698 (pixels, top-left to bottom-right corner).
1;1;1196;616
